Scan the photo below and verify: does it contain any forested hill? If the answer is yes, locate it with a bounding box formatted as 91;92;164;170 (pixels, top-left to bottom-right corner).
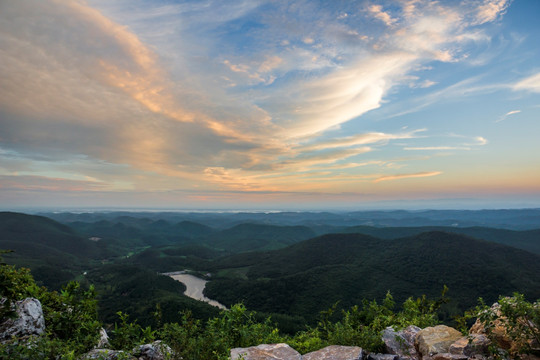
0;212;111;271
204;231;540;323
335;225;540;254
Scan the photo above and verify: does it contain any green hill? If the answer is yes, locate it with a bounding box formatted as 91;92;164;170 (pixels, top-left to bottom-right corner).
204;231;540;324
202;223;316;253
69;218;215;248
0;212;122;288
127;244;225;272
0;212;114;261
337;225;540;254
84;264;220;327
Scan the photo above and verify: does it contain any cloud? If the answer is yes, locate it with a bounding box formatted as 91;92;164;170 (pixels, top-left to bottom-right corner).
368;4;397;27
298;129;426;152
418;80;437;88
473;136;488;146
403;135;488;151
404;146;471;151
513;73;540;93
472;0;512;25
496;110;521;123
373;171;442;183
0;175;109;192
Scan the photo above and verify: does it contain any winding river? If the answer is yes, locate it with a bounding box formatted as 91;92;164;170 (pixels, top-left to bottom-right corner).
168;273;227;310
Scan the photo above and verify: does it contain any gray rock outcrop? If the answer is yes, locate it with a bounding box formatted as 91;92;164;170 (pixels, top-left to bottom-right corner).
96;327;110;349
382;325;421;359
231;343;302;360
366;354;399;360
132;340;174;360
0;297;45;343
80;349;131;360
303;345;363;360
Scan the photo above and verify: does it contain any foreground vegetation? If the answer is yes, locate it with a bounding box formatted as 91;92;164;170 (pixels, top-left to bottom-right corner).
2;258;539;360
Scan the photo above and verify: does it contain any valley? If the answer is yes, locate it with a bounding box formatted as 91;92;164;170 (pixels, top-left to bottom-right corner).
1;209;540;333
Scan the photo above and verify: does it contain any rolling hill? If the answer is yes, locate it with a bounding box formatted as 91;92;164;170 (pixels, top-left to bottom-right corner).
204;231;540;324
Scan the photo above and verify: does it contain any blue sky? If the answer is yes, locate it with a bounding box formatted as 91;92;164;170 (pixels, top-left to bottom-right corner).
0;0;539;210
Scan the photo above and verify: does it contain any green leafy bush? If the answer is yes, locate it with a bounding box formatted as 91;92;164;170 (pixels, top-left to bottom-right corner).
289;288;447;354
160;304;282;360
110;311;156;351
0;256;101;358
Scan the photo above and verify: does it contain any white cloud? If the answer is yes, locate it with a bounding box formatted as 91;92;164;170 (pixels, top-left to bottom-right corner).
472;0;512;25
298;129;425;152
496;109;521;123
404;146;471;151
373;171;442;183
513;73;540;93
368;4;397;27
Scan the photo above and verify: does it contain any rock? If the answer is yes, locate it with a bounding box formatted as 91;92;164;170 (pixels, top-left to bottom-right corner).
449;335;490;357
470;300;540;356
366;353;398;360
230;343;301;360
132;340;174;360
383;325;421;359
81;349;132;359
303;345;363;360
469;303;512;350
0;298;45;342
96;327;110;349
431;353;467;360
415;325;463;359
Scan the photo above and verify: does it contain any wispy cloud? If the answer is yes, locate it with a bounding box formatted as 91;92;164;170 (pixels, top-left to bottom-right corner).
373;171;442;183
404;146;471;151
471;0;512;25
298;129;426;152
368;4;397;27
513;73;540;93
496;110;521;122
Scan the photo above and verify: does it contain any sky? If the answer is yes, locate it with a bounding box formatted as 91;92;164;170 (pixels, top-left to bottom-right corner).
1;0;539;211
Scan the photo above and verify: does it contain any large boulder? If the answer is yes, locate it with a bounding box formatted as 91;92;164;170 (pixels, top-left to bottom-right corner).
132;340;174;360
366;354;398;360
80;349;132;359
303;345;363;360
230;343;302;360
96;327;110;349
449;334;490;357
430;353;467;360
469;303;512;349
415;325;463;359
0;298;45;343
382;325;421;359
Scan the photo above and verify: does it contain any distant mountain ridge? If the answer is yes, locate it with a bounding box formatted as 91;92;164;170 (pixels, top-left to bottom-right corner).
40;208;540;230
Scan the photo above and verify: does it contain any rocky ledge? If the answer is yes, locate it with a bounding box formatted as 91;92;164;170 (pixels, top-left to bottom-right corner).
231;320;539;360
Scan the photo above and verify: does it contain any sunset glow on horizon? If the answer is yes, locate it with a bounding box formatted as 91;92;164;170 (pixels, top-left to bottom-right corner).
1;0;539;210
